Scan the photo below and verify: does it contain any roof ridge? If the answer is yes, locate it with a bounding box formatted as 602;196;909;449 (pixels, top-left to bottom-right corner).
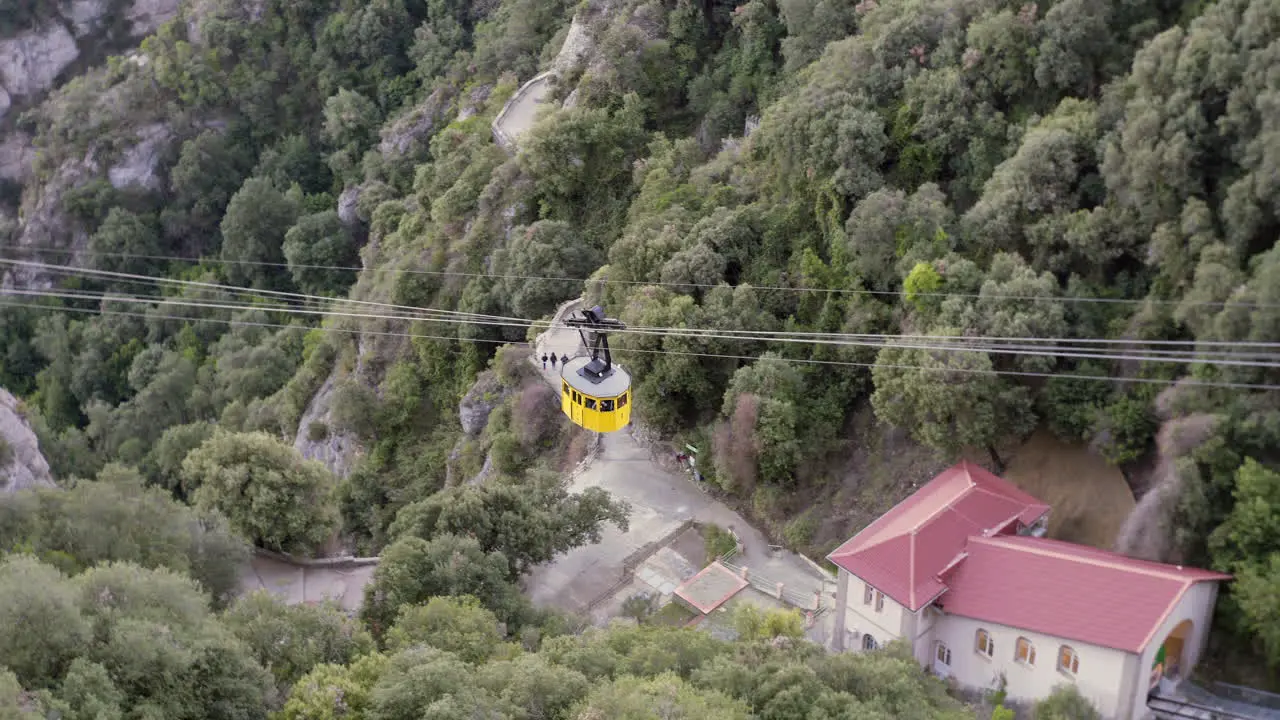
978;535;1197;580
906;472;976;533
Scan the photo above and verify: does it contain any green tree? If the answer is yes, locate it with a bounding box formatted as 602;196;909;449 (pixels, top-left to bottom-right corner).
277;653;389;720
0;556;91;689
88;208;163;280
222;591;376;690
182;430;340;555
571;672;750;719
219;177;301;289
1233;554;1280;669
282;210;359;295
0;471;248;605
872;341;1036;466
163;129;255;250
386;596;505;664
730;605;805;642
1033;684;1102;720
475;653;591;720
493;220;601;319
388;470;629;577
361;534;528;637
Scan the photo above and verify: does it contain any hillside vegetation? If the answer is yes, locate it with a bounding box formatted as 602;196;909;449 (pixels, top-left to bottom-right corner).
0;0;1278;694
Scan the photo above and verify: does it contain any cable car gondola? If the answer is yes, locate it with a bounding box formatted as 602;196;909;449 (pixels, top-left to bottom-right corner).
560;306;631;433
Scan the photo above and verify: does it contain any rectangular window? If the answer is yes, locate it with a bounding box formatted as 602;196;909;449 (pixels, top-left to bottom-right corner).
936;643;951;666
863;585;874;605
562;382;570;397
875;591;885;612
600;399;614;411
584;398;597;410
618;393;628;407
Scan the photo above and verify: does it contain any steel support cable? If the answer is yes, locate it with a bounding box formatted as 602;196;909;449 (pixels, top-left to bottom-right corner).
4;296;1278;392
5;244;1280;309
9;286;1280;370
12;258;1280;356
0;258;533;326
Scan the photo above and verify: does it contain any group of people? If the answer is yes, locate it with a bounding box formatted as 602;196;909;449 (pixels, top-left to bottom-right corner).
541;352;569;370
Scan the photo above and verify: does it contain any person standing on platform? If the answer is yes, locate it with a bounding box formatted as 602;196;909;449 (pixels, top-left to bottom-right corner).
550;354;558;369
541;353;548;369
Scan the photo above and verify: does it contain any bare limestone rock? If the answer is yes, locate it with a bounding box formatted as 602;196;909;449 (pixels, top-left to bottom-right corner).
459;371;507;437
293;371;362;479
125;0;180;37
0;131;33;182
0;388;56;493
378;87;453;161
0;86;10;120
108;122;174;191
551;15;594;77
337;186;361;227
0;22;80;101
62;0;110;37
1;152;96;291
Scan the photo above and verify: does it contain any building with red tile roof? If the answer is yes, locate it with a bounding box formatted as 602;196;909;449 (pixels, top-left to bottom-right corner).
826;461;1231;720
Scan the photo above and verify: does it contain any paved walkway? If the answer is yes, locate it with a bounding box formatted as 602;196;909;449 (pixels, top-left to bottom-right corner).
492;72;553;150
237;554;377;612
525;300;831;619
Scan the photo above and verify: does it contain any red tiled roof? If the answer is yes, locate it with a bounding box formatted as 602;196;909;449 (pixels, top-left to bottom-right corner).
826;461;1049;611
939;535;1231;653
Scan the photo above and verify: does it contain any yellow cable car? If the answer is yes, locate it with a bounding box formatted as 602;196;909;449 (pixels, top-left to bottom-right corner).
560;306;631;433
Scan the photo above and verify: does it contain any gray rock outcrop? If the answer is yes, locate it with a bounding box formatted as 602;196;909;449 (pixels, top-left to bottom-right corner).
459;371;507;437
125;0;180;37
337;186;361;227
293;371;362;479
0;22;80;111
0;388;56;493
108;122;174;190
0;131;34;182
379;87;453;161
63;0;109;38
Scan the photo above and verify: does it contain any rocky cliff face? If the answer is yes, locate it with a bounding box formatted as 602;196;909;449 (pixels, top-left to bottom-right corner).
0;0;180;121
293;371;363;480
0;388;56;493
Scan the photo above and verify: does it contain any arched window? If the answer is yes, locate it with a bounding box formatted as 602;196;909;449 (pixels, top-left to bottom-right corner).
975;629;994;657
1016;637;1036;666
1058;645;1080;675
935;642;952;666
863;634;878;651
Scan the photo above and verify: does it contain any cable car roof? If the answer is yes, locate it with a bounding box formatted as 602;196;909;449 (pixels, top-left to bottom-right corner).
562;356;630;397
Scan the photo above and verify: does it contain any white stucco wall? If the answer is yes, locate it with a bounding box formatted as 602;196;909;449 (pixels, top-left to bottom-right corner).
932;613;1136;717
839;569;910;650
1123;581;1221;720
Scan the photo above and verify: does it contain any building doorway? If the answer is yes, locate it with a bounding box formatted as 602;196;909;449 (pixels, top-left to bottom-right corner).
1151;619;1193;691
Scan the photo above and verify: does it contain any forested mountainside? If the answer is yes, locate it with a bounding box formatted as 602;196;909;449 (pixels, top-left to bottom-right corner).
1;0;1279;704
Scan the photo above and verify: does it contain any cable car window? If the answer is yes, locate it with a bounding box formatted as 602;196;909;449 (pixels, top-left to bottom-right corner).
573;392;582;405
562;382;570;397
584;398;597;410
618;393;628;407
600;399;614;411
